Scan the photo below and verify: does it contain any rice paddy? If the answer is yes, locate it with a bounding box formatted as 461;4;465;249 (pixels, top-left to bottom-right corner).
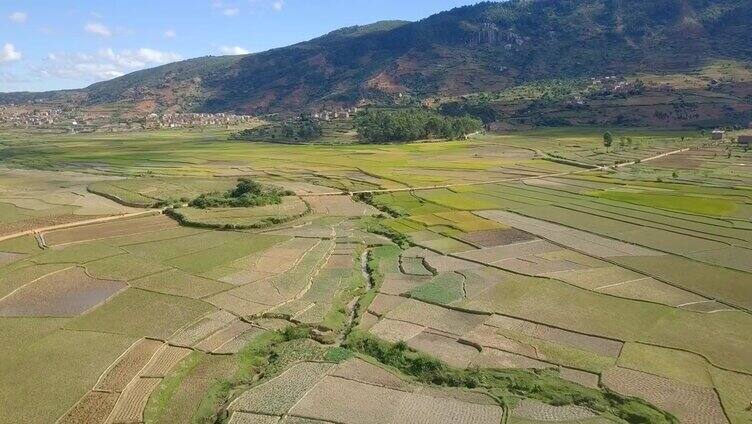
1;127;750;423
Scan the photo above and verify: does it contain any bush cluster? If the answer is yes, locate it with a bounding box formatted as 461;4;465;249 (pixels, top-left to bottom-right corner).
355;108;482;143
188;178;293;209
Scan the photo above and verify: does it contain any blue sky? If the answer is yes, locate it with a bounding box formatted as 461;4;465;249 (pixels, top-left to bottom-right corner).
0;0;481;93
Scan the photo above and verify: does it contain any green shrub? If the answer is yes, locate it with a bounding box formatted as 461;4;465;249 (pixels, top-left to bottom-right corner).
188;178;293;209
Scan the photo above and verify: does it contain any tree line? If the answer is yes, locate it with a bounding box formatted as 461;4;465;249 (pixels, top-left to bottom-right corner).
355;108;482;143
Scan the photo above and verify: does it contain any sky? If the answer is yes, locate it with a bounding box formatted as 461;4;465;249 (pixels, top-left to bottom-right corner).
0;0;481;93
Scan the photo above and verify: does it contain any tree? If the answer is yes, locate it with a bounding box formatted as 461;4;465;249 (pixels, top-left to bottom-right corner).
603;131;614;148
355;108;482;143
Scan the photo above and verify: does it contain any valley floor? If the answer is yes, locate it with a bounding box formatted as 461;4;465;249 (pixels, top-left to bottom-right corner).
0;128;750;424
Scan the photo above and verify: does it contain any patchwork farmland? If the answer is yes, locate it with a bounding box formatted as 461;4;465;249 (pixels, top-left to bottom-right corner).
0;127;750;424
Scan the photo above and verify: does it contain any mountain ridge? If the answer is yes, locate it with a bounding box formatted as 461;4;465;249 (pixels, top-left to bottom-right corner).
2;0;751;124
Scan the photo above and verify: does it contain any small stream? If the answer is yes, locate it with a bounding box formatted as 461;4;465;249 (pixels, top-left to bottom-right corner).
338;248;373;344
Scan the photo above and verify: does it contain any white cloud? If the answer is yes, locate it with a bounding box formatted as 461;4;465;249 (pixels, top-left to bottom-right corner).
220;45;250;55
9;11;27;24
0;43;22;64
272;1;284;11
164;29;177;39
222;7;240;16
84;22;112;37
40;47;182;81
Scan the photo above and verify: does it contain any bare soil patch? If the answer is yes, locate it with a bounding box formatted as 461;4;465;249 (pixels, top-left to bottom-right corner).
459;228;537;248
168;310;237;347
0;267;126;317
602;367;728;424
324;254;353;269
57;391;119;424
195;320;255;353
369;318;425;343
390;391;503;424
0;251;26;267
108;377;161;424
230;361;334;415
229;412;281;424
329;358;414;392
387;299;488;336
462;324;538;358
289;376;407;424
140;345;192;378
559;367;600;389
367;293;407;317
95;338;163;392
511;399;596;422
406;331;480;368
471;348;550;369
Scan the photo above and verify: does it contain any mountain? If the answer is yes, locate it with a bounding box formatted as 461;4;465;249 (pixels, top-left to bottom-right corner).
3;0;752;126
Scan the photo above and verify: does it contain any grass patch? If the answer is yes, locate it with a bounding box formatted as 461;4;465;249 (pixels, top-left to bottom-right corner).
591;190;738;217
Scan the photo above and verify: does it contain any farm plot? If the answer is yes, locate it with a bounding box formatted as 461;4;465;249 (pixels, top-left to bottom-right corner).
216;237;318;285
66;288;213;339
551;266;707;307
88;177;239;207
42;214;175;247
458;228;537;248
370;191;452;216
131;268;232;299
288;372;504;424
510;399;597;422
0;262;74;299
57;391;120;424
216;239;333;314
476;210;660;258
400;255;433;276
0;322;136;424
388;389;503;424
406;330;480;368
229;361;335;416
289;376;408;424
169;310;237;347
140;345;193;378
173;196;309;229
454;239;595;276
109;377;163;423
95;338;164;392
145;353;237;424
601;367;728;424
616;342;714;388
485;314;623;358
612;254;752;309
0;266;127;317
0;251;26;267
376;299;489;337
409;272;467;305
194;320;256;353
329;358;414;391
303;195;378;216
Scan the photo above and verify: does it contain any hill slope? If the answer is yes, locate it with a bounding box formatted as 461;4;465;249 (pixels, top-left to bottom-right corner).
3;0;752;123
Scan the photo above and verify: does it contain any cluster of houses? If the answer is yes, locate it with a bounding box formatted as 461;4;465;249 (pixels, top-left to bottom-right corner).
311;107;359;121
0;105;64;127
710;129;752;146
144;112;256;129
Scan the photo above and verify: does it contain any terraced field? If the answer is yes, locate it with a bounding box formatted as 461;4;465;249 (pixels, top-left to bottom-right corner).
0;128;750;423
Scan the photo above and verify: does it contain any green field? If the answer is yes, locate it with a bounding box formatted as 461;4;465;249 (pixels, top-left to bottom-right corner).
1;127;751;423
